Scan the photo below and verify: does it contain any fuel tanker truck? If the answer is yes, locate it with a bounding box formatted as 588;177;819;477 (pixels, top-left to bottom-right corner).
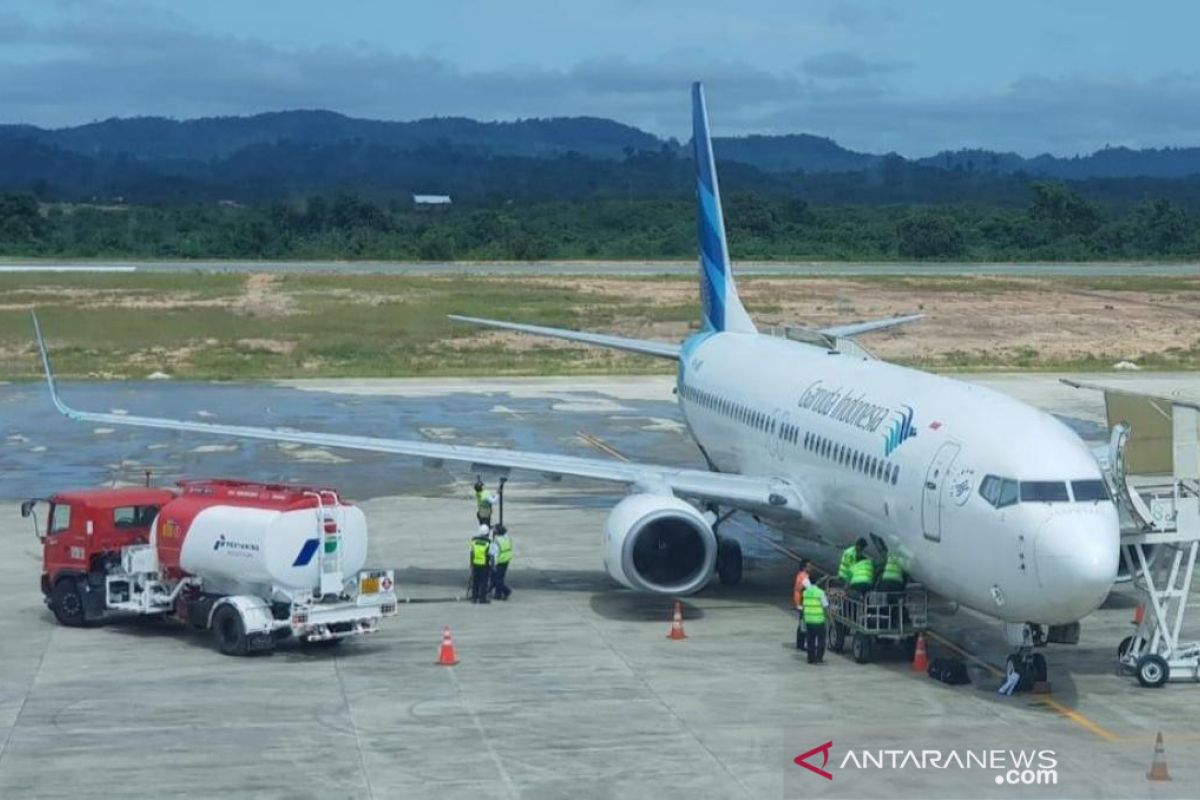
22;479;398;655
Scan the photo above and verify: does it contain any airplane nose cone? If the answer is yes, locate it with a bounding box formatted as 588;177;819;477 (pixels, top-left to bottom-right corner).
1034;513;1119;623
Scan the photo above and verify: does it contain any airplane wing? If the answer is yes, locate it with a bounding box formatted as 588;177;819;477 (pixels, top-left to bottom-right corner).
32;314;803;516
447;313;922;358
818;314;925;338
447;315;680;359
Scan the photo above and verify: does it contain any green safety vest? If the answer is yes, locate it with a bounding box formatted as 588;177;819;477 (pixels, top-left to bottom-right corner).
881;554;904;583
496;536;512;565
850;557;875;587
802;585;827;625
838;545;858;582
471;538;490;566
475;489;493;514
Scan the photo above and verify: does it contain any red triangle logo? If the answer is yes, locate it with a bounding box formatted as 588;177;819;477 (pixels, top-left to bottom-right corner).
794;740;834;780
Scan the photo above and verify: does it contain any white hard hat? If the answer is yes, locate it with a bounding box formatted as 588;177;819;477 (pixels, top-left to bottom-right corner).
802;577;812;588
478;524;490;535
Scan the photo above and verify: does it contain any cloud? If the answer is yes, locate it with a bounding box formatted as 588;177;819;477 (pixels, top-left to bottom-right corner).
0;4;1199;158
801;51;909;79
825;1;902;33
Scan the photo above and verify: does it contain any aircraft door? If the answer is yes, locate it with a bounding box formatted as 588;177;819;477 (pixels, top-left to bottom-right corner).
922;442;961;542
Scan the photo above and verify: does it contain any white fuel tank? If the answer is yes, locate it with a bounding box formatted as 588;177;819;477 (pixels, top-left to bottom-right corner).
172;504;368;591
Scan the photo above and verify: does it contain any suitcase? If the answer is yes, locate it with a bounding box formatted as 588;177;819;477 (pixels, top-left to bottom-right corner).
927;657;971;685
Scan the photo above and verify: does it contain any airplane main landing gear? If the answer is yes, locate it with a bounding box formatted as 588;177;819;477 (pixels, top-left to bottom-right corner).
705;505;743;586
716;538;743;585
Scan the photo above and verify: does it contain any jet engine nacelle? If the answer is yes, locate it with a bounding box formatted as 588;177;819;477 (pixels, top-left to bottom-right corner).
603;494;717;595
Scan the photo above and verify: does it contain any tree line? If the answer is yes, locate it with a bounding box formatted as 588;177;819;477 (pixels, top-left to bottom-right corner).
0;183;1196;261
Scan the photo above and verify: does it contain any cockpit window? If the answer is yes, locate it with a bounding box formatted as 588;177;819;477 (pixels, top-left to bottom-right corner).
979;475;1019;508
1019;481;1069;503
1071;479;1111;502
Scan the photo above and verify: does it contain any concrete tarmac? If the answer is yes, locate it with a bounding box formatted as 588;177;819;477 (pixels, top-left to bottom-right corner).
2;375;1199;799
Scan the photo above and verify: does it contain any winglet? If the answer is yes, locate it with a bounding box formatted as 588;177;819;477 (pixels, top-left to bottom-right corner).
30;312;71;417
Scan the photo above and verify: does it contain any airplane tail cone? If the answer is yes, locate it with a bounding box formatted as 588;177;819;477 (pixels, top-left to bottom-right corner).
911;632;929;672
667;601;688;640
437;626;460;666
1147;731;1171;781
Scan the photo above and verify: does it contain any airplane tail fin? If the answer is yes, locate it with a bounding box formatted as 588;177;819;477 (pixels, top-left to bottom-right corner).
692;82;756;334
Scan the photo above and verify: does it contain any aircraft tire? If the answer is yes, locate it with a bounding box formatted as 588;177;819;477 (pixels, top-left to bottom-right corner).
716;539;743;586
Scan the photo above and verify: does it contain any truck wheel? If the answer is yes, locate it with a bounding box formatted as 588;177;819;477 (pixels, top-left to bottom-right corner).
51;578;86;627
213;605;249;656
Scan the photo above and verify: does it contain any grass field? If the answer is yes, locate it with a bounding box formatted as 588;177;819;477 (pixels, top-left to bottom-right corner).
2;271;1199;379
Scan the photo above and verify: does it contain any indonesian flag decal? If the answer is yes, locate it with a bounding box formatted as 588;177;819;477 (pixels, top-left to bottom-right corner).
929;421;943;430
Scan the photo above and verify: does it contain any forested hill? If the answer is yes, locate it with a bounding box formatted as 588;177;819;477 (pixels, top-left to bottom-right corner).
0;112;666;161
4;110;1200;178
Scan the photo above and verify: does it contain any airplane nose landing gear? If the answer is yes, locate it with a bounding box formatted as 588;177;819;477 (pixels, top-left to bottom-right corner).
1001;622;1049;693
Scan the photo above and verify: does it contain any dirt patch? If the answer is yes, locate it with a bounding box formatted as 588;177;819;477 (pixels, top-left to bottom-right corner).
236;338;297;354
553;276;1200;366
231;273;296;316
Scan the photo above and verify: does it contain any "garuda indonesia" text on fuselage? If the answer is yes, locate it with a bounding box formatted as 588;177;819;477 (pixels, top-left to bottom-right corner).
797;380;892;434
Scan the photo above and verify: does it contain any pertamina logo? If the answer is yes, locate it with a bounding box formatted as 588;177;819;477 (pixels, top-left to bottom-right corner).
794;741;834;781
212;534;260;555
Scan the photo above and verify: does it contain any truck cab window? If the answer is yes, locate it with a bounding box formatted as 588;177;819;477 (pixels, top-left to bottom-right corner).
114;505;160;528
49;503;72;534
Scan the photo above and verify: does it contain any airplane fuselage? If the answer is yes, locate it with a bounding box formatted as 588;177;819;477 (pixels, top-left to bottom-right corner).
676;330;1119;625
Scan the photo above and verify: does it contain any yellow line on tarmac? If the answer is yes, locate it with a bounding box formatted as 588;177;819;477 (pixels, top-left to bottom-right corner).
575;430;1122;743
924;630;1121;743
577;431;630;463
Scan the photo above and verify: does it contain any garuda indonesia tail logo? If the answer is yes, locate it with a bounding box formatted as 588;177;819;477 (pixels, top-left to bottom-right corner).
884;406;917;456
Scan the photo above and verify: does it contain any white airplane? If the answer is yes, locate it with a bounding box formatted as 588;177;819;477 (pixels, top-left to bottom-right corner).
32;83;1119;682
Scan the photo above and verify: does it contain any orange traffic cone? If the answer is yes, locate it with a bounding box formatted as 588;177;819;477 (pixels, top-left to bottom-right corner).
1133;604;1146;626
667;601;688;640
437;626;460;666
911;632;929;672
1147;731;1171;781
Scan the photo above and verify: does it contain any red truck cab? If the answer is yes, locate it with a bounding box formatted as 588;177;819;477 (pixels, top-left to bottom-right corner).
25;487;176;625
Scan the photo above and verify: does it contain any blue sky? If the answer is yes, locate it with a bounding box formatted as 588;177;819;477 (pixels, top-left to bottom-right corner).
2;1;1198;156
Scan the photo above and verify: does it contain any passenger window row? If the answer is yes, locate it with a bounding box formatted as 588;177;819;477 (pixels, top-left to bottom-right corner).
682;382;781;435
681;381;899;485
804;431;899;486
978;475;1111;507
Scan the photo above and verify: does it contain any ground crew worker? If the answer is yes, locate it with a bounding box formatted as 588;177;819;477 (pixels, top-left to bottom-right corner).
792;559;810;650
849;552;876;596
838;538;867;585
491;524;513;600
474;478;498;526
802;578;830;664
877;553;905;594
877;551;906;626
469;524;493;604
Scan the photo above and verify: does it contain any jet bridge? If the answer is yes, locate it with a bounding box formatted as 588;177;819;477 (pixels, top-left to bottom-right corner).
1063;379;1200;687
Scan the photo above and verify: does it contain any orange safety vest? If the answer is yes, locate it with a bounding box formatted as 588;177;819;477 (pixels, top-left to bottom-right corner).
792;569;810;607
